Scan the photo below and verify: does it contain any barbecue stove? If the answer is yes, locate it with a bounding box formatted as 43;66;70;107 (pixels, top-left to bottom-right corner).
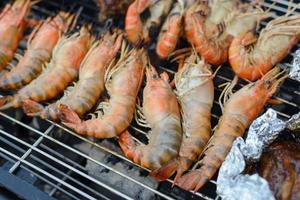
0;0;299;199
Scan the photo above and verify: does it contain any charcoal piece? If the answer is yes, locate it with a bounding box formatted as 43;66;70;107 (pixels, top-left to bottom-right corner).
75;140;158;200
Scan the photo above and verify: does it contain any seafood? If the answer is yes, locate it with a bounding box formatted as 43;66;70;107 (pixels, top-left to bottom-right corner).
142;0;173;44
156;1;184;59
118;66;182;170
229;14;300;81
0;26;93;110
0;12;74;90
125;0;152;45
93;0;132;24
125;0;172;45
23;33;122;121
184;0;236;47
176;66;286;192
150;52;214;182
184;0;266;65
59;48;146;138
0;0;31;71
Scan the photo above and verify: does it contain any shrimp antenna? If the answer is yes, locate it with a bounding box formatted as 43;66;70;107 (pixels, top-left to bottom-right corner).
69;6;83;31
134;97;150;129
104;40;130;84
212;65;221;78
169;48;191;62
30;0;41;6
79;40;100;75
218;76;238;112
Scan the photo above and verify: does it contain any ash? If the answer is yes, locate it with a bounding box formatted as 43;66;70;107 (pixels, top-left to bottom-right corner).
75;140;158;200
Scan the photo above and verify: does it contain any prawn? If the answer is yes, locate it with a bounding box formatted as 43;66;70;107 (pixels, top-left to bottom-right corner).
156;0;184;59
125;0;152;45
150;51;214;182
176;66;286;192
0;26;93;110
142;0;173;44
185;0;266;65
22;32;123;121
184;0;235;47
118;65;182;170
125;0;173;45
229;13;300;81
59;48;146;138
0;0;31;71
0;12;74;90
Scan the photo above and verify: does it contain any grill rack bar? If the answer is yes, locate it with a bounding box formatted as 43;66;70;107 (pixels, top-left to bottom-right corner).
8;125;54;173
0;135;103;200
0;151;79;200
0;111;180;200
0;0;299;199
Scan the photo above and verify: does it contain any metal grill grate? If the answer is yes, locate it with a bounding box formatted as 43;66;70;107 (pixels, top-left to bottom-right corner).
0;0;299;199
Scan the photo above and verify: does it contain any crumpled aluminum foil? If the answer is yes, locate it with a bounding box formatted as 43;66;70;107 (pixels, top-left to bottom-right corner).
217;138;275;200
241;109;286;161
287;112;300;130
290;49;300;81
217;109;300;200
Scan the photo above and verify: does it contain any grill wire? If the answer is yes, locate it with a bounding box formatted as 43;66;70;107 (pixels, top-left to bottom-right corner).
0;0;299;199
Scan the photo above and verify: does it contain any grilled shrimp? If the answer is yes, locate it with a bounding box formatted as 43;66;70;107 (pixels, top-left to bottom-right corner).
150;52;214;182
142;0;173;44
125;0;172;45
125;0;151;45
156;1;184;59
229;14;300;81
59;48;146;138
184;0;236;46
0;12;74;90
0;0;31;71
0;26;93;110
23;33;123;121
118;65;182;170
185;0;266;65
176;66;286;192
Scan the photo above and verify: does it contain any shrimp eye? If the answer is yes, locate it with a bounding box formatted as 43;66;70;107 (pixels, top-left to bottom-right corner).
152;74;158;79
196;11;206;17
265;80;271;86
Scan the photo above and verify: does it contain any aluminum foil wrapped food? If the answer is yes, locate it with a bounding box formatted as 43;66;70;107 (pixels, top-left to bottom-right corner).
217;137;275;200
289;49;300;81
217;109;300;200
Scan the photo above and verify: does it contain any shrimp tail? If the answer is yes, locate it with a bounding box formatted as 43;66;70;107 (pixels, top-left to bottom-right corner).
59;104;82;127
118;131;139;160
173;167;185;186
22;99;44;116
176;169;210;192
0;96;15;110
150;158;188;186
150;159;178;181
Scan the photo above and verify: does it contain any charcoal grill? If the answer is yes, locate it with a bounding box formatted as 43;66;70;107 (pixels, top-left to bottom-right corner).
0;0;299;199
